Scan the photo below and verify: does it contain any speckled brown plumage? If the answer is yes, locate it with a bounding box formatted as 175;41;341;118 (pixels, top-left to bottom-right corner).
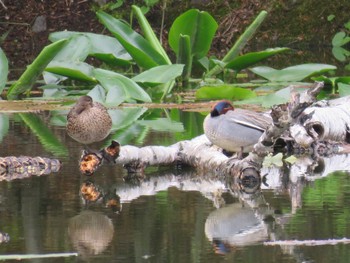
66;96;112;144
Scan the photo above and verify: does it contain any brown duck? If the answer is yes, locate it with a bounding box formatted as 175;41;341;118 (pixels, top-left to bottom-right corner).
66;96;112;144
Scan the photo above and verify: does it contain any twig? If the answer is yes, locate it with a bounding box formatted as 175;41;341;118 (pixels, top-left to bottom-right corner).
0;0;7;10
0;253;78;260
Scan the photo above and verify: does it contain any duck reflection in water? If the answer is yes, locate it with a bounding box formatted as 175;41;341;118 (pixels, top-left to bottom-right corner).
68;210;114;259
66;96;112;144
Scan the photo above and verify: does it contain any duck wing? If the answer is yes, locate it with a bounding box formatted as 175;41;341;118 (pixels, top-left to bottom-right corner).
225;109;272;132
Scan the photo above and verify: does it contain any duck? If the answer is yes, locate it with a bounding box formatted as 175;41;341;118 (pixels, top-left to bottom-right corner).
203;100;272;155
66;96;112;144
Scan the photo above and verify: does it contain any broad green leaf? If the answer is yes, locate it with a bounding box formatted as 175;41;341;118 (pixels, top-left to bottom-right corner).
338;82;350;97
332;47;350;62
45;61;97;82
0;48;8;93
96;11;167;69
132;64;184;85
7;39;68;100
261;87;291;107
177;34;192;83
88;85;107;103
132;5;171;64
49;31;132;65
93;68;151;103
332;32;350;47
225;47;290;71
195;85;256;100
105;85;127;106
52;34;90;61
250;64;337;82
169;9;218;59
19;113;68;157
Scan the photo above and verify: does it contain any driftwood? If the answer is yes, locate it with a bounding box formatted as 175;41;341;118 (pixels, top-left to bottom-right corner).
79;81;350;182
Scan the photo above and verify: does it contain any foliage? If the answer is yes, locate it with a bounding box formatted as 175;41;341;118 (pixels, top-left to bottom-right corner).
2;5;349;106
331;19;350;63
0;48;8;94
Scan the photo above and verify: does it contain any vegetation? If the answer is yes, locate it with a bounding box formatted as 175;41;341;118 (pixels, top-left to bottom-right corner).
0;5;349;107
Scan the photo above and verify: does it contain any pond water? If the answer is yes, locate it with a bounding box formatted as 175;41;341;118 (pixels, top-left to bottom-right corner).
0;108;349;263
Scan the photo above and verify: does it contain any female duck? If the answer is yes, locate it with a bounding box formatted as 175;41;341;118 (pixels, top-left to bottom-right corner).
203;100;272;155
66;96;112;144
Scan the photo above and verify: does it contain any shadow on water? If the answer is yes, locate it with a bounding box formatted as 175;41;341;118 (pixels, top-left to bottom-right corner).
0;107;350;262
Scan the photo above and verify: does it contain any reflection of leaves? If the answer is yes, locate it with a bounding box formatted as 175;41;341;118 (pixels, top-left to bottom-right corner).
137;118;184;132
108;107;147;131
0;114;9;143
19;113;68;157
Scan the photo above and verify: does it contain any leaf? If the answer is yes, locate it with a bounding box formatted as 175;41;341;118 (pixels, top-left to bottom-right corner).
332;47;350;62
96;11;167;69
332;32;350;47
45;61;97;82
195;85;256;100
87;85;107;103
176;34;192;83
132;5;171;64
7;39;68;99
93;68;152;103
0;114;9;143
132;64;184;85
0;48;8;93
225;47;290;72
250;64;337;82
49;31;132;65
338;82;350;97
169;9;218;59
262;153;283;168
327;14;335;22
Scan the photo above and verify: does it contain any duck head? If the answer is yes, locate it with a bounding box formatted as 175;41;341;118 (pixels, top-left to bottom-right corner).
210;101;234;117
75;95;93;115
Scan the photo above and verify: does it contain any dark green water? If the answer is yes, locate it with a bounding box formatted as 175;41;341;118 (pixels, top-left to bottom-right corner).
0;109;349;263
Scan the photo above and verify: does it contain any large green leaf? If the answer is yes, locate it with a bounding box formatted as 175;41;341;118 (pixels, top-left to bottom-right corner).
93;68;151;104
195;85;256;100
332;32;350;47
45;61;97;82
250;64;337;82
132;64;184;85
132;5;171;64
0;48;8;93
7;39;68;99
168;9;217;59
225;47;290;71
338;83;350;97
49;31;132;65
96;11;167;69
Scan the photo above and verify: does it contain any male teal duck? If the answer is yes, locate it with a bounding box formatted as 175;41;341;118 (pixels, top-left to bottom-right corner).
66;96;112;144
203;100;272;154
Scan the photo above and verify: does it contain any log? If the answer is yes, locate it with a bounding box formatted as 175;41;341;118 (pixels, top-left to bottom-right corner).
79;82;350;180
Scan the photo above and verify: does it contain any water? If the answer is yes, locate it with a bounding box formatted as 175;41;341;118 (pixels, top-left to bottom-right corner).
0;109;349;263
